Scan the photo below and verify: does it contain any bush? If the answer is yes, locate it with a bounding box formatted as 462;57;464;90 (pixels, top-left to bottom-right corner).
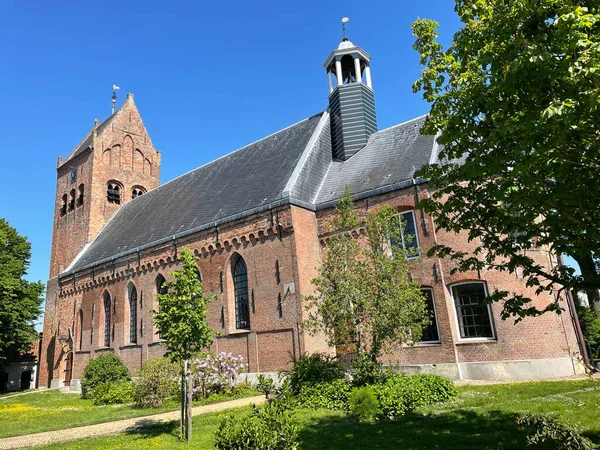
576;304;600;362
257;374;276;399
282;353;344;395
81;353;131;399
517;413;597;450
191;352;246;399
214;399;299;450
349;386;379;421
374;374;457;419
91;380;133;406
350;354;387;387
133;357;180;408
296;379;352;410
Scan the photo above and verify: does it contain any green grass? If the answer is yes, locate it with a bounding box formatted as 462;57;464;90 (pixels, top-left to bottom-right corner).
0;385;259;439
34;379;600;450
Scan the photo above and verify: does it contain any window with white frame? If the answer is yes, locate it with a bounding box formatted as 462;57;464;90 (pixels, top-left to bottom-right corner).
420;288;440;342
390;211;420;256
451;282;494;339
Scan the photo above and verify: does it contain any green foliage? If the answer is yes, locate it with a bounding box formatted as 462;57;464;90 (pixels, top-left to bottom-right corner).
296;379;352;411
80;353;131;399
91;380;133;406
374;374;458;419
152;247;215;364
0;218;44;368
575;302;600;362
282;353;344;395
214;399;299;450
412;1;600;319
256;374;276;399
350;353;387;387
304;188;428;361
349;386;379;422
132;357;180;408
517;413;597;449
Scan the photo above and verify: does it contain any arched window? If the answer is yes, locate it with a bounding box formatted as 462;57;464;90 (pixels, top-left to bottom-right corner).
77;184;84;207
128;283;138;344
60;194;67;216
233;256;250;329
107;182;122;204
103;291;111;347
155;275;167;339
78;310;84;351
132;186;146;199
68;189;76;211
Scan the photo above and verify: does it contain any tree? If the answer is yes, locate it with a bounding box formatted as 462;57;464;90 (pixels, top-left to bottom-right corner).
153;246;215;441
0;218;44;369
411;1;600;320
304;189;428;362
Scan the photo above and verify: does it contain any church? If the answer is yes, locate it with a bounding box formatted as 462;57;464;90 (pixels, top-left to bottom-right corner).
40;34;584;390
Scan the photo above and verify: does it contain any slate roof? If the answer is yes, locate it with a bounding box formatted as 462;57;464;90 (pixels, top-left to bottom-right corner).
65;112;439;275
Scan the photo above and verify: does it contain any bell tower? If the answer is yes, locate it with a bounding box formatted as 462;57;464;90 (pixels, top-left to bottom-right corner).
324;20;377;161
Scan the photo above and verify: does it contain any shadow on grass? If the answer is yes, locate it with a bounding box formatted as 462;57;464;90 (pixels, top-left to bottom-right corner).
298;409;562;450
123;419;180;440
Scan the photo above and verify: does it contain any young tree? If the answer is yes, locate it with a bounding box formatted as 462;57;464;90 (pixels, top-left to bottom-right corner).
153;246;215;441
0;218;44;369
411;1;600;319
304;189;428;362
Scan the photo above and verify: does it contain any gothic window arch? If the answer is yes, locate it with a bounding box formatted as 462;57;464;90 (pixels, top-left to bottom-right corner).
77;184;84;207
128;283;138;344
132;186;146;199
78;310;84;351
155;274;167;339
107;181;122;204
103;291;111;347
60;194;67;216
232;255;250;330
68;189;76;211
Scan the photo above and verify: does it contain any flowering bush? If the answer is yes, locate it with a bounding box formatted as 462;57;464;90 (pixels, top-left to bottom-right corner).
191;352;246;398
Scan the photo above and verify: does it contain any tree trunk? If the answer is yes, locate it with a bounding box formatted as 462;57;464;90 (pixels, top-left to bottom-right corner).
180;368;185;439
185;360;192;441
572;253;600;314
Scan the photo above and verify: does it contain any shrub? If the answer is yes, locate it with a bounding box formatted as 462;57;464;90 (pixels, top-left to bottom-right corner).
133;357;180;408
517;413;597;450
282;353;344;395
350;353;387;387
81;353;131;399
257;374;276;399
296;379;352;410
214;399;299;450
349;386;379;421
91;380;133;406
191;352;246;399
374;374;457;419
576;304;600;362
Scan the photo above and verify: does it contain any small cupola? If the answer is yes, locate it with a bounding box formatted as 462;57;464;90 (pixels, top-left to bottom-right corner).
324;19;377;161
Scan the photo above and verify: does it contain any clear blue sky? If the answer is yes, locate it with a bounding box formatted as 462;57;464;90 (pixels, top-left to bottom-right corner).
0;1;578;329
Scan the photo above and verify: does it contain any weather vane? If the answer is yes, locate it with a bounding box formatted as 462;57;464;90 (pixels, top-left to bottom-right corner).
342;17;349;41
112;84;120;115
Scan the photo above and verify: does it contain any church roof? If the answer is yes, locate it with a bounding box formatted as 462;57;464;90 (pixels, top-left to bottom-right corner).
65;112;438;275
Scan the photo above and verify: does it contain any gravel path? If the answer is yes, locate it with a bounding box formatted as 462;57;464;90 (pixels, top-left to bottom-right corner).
0;395;266;449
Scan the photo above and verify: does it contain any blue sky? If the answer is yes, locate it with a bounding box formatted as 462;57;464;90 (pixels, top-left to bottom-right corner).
0;1;578;328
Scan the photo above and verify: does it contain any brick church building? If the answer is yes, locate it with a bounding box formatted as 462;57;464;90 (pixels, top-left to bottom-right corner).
40;36;584;389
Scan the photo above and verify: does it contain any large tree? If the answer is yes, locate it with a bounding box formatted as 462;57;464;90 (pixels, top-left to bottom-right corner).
411;1;600;319
304;189;428;362
153;246;215;441
0;218;44;369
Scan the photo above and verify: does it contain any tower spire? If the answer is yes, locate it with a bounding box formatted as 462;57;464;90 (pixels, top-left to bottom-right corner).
341;17;349;41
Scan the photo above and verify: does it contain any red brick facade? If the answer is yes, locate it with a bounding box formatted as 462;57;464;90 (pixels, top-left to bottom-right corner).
39;103;583;389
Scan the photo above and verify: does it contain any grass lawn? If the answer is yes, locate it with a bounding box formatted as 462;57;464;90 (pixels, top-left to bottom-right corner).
34;379;600;450
0;385;259;439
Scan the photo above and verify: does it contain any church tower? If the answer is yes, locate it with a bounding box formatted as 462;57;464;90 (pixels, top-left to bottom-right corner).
324;27;377;161
48;94;161;279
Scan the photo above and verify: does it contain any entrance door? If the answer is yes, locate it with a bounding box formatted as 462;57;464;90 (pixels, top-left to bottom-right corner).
20;370;31;390
64;353;73;386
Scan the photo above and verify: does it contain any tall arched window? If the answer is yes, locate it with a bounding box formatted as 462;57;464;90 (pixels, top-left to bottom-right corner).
128;283;138;344
233;256;250;329
155;275;167;339
103;292;111;347
68;189;76;211
78;310;84;351
77;184;84;207
60;194;67;216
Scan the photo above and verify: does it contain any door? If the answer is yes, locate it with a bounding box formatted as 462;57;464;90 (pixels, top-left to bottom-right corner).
64;352;73;386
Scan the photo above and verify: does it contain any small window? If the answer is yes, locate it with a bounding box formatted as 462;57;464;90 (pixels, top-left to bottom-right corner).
128;283;138;344
77;184;84;207
68;189;76;211
233;256;250;329
451;282;494;339
132;186;146;199
390;211;420;255
107;182;121;204
420;289;440;342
